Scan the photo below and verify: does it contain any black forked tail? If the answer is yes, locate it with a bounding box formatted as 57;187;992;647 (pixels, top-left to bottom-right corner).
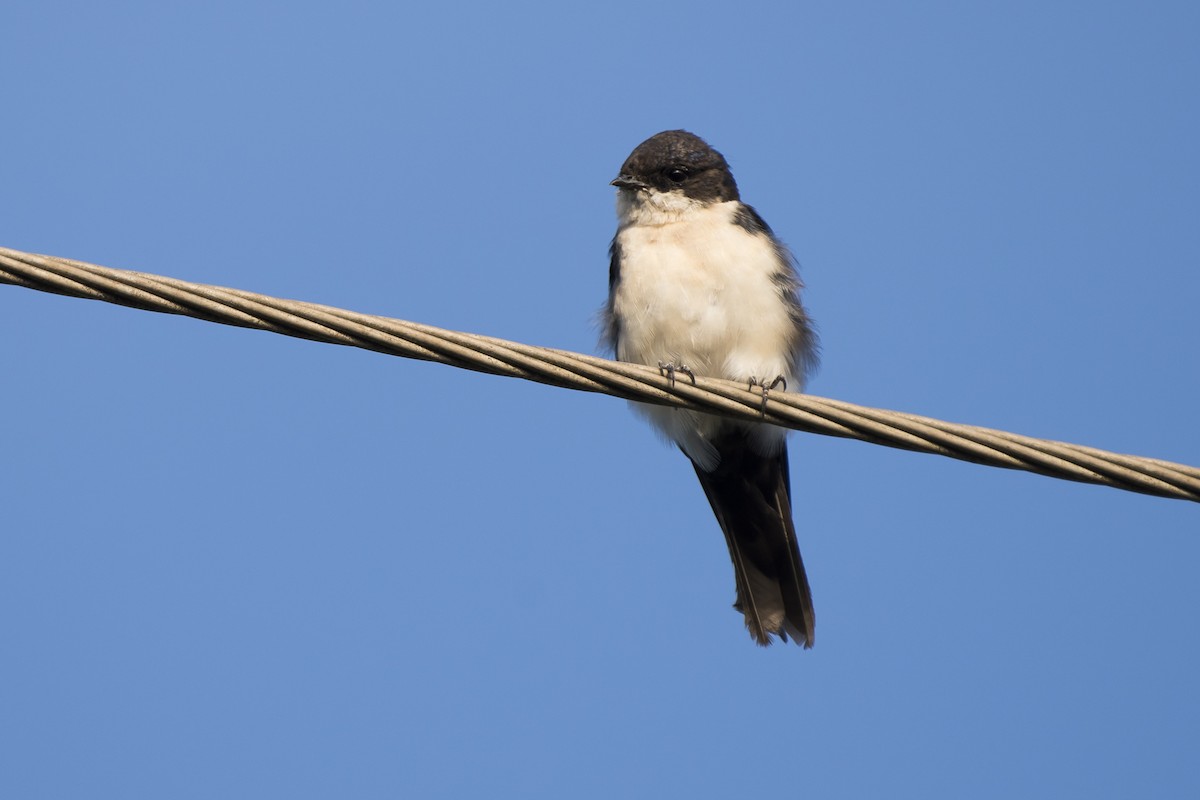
690;437;815;647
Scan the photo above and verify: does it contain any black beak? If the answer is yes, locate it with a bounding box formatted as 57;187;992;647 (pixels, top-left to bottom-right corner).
611;175;648;190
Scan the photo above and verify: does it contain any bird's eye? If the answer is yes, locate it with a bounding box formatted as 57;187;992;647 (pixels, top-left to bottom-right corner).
665;167;689;184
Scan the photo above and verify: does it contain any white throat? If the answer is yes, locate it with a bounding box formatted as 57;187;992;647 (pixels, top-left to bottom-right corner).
616;188;707;228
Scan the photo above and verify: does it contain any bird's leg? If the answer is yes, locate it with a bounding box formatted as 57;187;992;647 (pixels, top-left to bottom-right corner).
657;360;696;387
748;375;788;415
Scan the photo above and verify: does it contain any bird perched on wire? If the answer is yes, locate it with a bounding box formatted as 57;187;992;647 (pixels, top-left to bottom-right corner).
601;130;819;647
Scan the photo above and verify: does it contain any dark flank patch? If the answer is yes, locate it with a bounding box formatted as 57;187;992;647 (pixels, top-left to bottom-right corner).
607;238;622;291
599;238;623;354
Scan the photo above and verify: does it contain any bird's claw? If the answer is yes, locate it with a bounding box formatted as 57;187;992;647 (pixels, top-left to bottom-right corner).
658;360;696;387
748;375;787;415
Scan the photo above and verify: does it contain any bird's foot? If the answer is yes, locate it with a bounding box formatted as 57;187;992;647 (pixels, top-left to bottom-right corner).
657;360;696;387
748;375;787;415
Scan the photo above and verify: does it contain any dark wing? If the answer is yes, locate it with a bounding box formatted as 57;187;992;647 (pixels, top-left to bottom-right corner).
733;203;820;384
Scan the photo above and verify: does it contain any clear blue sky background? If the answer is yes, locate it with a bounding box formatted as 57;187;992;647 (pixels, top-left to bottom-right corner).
3;2;1198;797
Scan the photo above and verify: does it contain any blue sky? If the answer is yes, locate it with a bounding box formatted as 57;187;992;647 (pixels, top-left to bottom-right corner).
2;2;1198;797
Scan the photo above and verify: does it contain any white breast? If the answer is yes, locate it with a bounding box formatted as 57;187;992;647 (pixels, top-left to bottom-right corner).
612;199;796;385
611;195;798;468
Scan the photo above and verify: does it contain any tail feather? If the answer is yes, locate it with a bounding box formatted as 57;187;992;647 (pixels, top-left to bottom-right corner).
690;437;815;647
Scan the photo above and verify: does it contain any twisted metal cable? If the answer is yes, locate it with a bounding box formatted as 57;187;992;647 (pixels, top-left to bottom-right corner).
3;245;1198;503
